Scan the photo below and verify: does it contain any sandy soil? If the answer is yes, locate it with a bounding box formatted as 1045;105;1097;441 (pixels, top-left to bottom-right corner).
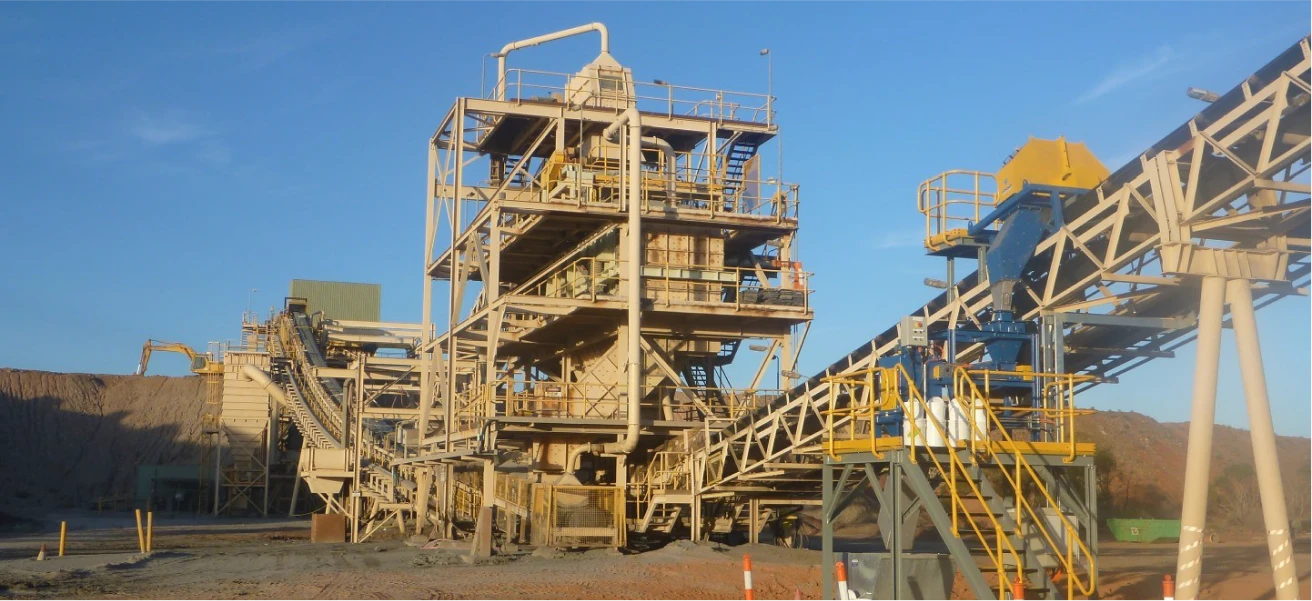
0;369;205;512
1;513;1308;600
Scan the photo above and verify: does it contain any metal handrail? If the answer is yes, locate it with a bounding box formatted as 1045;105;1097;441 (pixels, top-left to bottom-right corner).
822;364;1099;598
953;366;1098;599
823;365;1027;596
487;68;774;125
918;170;998;250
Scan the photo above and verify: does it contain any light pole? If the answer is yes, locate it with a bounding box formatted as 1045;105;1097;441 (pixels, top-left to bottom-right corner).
760;48;772;126
246;288;258;315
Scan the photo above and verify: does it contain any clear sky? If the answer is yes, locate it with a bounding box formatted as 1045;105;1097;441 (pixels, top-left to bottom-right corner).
1;3;1308;435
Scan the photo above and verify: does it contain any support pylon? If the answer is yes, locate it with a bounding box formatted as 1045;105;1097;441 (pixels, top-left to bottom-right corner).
1174;277;1301;600
1174;276;1225;600
1227;279;1299;600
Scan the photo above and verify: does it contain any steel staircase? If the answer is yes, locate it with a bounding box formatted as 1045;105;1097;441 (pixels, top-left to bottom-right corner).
863;364;1097;600
720;137;760;200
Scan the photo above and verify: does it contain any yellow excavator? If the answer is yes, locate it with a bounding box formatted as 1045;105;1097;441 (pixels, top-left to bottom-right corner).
135;340;224;376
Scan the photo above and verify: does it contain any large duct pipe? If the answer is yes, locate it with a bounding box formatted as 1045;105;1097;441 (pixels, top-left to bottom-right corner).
241;364;288;404
240;364;343;449
559;107;644;485
603;106;643;458
496;23;611;101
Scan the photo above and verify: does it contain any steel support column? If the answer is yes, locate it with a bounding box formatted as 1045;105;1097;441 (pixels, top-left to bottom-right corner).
1175;275;1226;599
822;459;835;601
1228;278;1299;600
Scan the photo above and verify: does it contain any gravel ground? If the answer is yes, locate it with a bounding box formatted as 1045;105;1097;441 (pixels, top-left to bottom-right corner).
0;512;1307;599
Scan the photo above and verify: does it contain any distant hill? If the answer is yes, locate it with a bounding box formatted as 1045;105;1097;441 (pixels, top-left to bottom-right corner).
1080;410;1311;524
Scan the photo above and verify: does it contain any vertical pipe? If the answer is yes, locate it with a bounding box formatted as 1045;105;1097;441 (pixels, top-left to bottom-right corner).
1227;279;1299;600
419;141;437;454
212;431;222;516
624;115;643;453
891;458;903;600
600;107;643;457
1174;276;1226;600
946;258;956;361
822;460;834;601
352;353;365;544
444;101;465;534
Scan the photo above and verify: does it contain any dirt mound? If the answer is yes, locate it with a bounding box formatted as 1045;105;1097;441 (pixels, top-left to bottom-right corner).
0;369;205;512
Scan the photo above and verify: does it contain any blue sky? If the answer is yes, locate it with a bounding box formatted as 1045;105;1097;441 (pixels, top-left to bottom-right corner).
1;3;1308;435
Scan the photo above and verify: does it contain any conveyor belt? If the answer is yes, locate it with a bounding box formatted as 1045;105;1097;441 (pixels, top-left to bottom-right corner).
668;36;1311;494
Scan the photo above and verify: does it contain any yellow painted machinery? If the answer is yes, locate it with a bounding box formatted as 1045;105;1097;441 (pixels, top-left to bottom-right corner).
135;339;223;376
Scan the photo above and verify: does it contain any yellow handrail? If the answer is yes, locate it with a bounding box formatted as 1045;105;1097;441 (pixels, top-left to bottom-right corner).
954;366;1097;598
824;365;1027;598
822;363;1098;598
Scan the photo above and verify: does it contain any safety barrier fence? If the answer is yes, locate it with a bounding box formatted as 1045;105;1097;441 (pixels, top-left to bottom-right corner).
530;484;626;548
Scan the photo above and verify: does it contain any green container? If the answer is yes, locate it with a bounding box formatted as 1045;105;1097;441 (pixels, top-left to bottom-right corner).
1107;518;1181;543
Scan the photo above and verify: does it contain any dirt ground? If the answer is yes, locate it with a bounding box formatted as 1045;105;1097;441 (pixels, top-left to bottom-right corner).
0;512;1308;600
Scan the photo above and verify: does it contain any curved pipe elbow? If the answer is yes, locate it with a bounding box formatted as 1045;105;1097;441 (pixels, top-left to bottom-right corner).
497;23;611;100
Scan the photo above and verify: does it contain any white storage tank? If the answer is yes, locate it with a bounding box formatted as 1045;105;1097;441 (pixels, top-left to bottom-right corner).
926;396;949;448
902;400;925;446
947;397;970;446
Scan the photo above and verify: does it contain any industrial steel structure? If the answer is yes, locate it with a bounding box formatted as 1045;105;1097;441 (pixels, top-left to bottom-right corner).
189;27;1309;600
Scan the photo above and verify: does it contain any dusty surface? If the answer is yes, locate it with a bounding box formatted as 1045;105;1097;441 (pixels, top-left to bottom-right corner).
1;513;1309;600
0;369;205;513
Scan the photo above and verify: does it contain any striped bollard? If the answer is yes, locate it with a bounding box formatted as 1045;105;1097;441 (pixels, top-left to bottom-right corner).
743;554;754;600
835;560;849;601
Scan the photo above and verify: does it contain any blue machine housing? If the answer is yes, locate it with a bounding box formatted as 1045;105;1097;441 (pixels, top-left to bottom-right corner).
874;184;1093;438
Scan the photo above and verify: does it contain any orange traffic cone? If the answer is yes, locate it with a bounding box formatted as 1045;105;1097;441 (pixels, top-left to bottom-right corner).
36;544;47;561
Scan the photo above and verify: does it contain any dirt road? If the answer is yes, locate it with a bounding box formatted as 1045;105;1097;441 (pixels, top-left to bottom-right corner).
0;513;1307;599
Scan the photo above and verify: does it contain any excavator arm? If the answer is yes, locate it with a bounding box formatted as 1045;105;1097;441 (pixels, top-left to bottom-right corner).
136;339;205;376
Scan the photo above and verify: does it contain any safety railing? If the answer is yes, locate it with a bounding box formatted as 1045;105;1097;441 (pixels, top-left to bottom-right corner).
470;379;780;422
917;170;998;251
526;256;622;300
538;156;798;221
822;364;1098;599
823;364;1028;597
952;366;1098;599
519;257;811;313
490;68;774;125
960;368;1098;462
645;263;811;312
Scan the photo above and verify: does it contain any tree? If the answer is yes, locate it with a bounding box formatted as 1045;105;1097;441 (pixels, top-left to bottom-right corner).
1212;463;1263;529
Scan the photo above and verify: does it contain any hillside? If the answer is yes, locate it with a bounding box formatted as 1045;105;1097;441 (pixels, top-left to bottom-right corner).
1081;410;1311;524
0;369;206;512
